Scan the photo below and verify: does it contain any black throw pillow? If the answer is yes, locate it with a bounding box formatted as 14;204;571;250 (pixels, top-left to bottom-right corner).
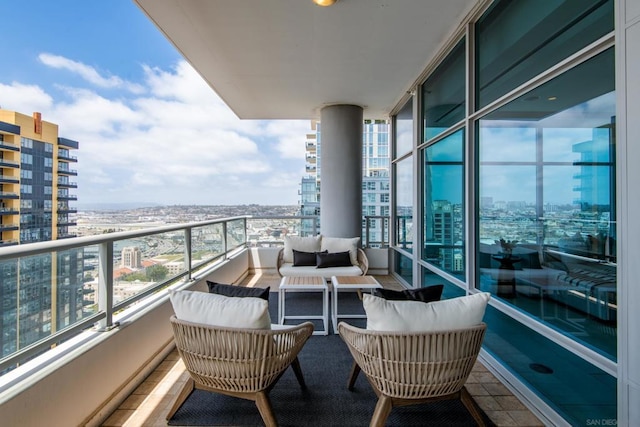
316;251;352;268
374;284;444;303
293;249;327;266
206;281;270;301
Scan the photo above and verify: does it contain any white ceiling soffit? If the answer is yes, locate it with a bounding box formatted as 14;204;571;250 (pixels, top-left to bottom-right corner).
134;0;477;120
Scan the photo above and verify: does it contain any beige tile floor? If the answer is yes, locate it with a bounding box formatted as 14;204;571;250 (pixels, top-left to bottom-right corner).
102;274;544;427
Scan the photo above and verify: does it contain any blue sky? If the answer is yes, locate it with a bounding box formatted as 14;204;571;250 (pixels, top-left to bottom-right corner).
0;1;308;207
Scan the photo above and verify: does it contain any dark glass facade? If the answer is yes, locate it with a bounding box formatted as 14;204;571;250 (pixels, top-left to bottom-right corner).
391;0;616;423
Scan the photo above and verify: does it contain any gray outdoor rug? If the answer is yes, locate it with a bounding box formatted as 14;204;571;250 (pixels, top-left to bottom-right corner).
168;292;495;426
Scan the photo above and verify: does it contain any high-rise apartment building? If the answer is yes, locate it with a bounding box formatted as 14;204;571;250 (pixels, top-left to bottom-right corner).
0;110;81;358
300;120;390;245
121;246;142;269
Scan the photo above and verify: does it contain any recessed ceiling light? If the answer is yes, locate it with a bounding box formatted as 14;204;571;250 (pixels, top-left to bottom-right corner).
548;96;557;101
313;0;338;6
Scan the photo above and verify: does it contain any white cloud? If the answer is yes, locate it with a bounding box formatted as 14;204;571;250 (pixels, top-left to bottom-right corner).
39;53;145;94
0;82;53;113
1;55;307;205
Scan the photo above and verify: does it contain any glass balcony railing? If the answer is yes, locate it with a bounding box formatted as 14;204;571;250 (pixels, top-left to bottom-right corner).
0;140;20;151
0;216;248;373
0;214;388;373
0;175;19;183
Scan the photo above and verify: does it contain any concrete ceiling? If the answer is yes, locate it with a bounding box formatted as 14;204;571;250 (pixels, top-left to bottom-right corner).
133;0;478;120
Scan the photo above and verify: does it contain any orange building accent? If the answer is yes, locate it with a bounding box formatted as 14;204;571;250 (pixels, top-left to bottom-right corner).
33;112;42;134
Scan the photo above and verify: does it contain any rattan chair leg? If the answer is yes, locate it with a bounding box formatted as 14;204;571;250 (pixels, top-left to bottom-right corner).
370;394;393;427
165;377;195;420
347;361;361;390
460;386;487;427
291;356;306;389
255;390;278;427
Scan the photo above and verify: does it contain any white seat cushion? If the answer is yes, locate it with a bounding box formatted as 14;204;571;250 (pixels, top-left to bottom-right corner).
278;263;363;278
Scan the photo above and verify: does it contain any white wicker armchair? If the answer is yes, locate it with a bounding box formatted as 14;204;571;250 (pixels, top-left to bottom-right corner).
167;316;314;426
338;321;487;427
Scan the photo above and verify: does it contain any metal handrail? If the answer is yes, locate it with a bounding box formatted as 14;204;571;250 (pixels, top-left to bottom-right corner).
0;213;389;372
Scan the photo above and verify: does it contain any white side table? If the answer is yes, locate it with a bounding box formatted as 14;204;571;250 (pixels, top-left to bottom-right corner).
278;276;329;335
331;275;382;334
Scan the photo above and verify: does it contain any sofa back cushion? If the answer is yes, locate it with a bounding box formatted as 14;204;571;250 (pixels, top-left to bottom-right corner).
321;236;360;266
283;235;322;263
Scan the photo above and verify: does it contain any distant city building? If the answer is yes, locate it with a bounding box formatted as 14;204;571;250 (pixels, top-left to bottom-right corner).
164;261;184;276
300;120;390;245
480;196;493;209
0;109;81;358
121;246;142;268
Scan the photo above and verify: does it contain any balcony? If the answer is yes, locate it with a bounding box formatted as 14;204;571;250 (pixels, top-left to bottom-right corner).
0;159;19;168
0;238;18;247
0;175;19;184
0;207;19;216
57;207;78;214
0;191;19;199
0;216;541;426
57;193;78;200
57;153;78;162
0;140;20;152
57;167;78;176
57;179;78;188
0;222;18;232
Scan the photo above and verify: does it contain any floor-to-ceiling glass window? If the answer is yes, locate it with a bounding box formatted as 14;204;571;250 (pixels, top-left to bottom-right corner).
394;158;413;252
421;39;466;280
476;0;614;109
392;97;414;281
474;0;615;421
390;0;616;424
477;47;616;358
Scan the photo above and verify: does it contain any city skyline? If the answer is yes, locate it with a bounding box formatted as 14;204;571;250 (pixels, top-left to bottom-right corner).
0;0;309;206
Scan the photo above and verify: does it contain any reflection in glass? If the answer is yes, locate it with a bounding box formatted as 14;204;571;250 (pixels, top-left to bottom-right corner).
394;97;413;157
423;39;465;141
476;0;613;109
192;223;225;268
422;130;465;279
422;266;465;299
227;219;246;250
0;249;88;359
482;305;616;425
394;251;413;285
112;232;186;304
394;157;413;251
477;48;616;359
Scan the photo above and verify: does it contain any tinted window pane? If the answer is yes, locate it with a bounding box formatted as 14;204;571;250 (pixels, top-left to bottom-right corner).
476;0;613;109
477;48;616;358
394;157;413;251
395;97;413;157
422;129;465;279
423;39;466;141
482;305;616;425
394;251;413;285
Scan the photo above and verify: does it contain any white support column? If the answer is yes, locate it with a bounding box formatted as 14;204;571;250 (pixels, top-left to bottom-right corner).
616;1;640;425
320;105;363;238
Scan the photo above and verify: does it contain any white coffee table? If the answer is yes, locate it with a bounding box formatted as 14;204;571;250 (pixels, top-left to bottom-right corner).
278;276;329;335
331;275;382;334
